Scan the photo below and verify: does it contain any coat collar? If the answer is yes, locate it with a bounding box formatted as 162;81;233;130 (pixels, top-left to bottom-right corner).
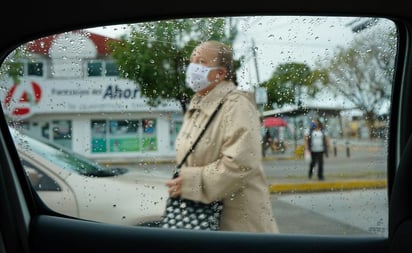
188;81;236;117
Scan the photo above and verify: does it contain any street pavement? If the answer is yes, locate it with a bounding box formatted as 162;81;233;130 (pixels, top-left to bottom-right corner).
271;189;388;236
264;139;388;236
262;138;387;193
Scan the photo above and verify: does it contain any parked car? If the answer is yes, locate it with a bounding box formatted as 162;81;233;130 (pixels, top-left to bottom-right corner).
9;126;168;226
1;1;411;253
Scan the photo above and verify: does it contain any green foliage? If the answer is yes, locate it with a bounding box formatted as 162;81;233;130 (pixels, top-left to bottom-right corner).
5;62;23;83
260;62;328;110
2;46;25;83
109;18;239;113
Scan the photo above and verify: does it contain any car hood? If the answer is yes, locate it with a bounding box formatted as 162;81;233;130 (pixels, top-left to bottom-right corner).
62;171;169;226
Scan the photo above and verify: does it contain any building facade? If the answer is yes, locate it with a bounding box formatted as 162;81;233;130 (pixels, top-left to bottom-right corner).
1;30;183;162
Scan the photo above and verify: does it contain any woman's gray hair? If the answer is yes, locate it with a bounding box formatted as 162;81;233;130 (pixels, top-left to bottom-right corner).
202;40;235;82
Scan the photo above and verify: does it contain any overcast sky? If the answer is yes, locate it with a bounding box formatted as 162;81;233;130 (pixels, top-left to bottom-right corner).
232;16;358;90
86;16;394;112
86;16;357;90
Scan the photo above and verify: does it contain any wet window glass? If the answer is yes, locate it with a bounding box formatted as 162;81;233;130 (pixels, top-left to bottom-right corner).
23;159;62;191
0;15;396;235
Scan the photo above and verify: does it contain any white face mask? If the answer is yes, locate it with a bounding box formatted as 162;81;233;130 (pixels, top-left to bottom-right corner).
185;63;220;92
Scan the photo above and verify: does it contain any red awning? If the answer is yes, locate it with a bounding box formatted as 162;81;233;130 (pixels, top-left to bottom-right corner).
263;117;288;127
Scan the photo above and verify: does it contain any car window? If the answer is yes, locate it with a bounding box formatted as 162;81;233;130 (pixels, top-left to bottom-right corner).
22;159;62;191
0;15;396;236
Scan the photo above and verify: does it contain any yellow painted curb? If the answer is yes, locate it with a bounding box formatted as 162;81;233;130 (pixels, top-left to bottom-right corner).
269;179;387;193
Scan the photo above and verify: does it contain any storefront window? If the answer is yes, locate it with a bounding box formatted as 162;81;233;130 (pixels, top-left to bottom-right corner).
169;120;182;150
91;118;157;153
91;120;107;153
109;120;140;152
51;120;72;149
41;122;49;139
142;118;157;151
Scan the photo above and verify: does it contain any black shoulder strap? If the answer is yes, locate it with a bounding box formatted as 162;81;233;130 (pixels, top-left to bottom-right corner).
176;100;224;169
174;91;232;175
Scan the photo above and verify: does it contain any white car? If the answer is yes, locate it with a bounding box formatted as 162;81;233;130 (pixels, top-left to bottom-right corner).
10;127;168;226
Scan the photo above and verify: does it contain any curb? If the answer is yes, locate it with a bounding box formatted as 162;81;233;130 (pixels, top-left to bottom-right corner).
263;155;297;161
268;179;387;194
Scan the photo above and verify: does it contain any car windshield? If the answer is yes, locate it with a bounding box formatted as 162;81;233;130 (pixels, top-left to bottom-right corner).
0;15;396;235
10;127;128;177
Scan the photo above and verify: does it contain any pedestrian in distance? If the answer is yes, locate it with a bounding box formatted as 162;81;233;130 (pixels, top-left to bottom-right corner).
304;118;330;180
164;40;278;233
262;130;273;157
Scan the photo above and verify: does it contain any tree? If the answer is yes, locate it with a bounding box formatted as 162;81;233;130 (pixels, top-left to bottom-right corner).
109;18;239;113
324;26;396;138
259;62;328;110
1;46;25;84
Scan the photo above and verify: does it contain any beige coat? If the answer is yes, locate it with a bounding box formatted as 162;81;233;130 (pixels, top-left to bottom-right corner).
176;81;279;233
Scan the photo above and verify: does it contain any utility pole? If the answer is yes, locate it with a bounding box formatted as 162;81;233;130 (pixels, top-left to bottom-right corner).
251;39;265;118
251;39;260;83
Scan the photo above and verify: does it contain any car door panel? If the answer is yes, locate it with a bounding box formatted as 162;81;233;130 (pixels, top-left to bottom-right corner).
29;215;388;253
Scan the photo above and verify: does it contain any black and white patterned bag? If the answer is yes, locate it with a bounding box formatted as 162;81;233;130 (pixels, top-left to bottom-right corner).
160;197;223;230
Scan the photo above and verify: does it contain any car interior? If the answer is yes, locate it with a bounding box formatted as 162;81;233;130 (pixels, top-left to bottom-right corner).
0;1;411;253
